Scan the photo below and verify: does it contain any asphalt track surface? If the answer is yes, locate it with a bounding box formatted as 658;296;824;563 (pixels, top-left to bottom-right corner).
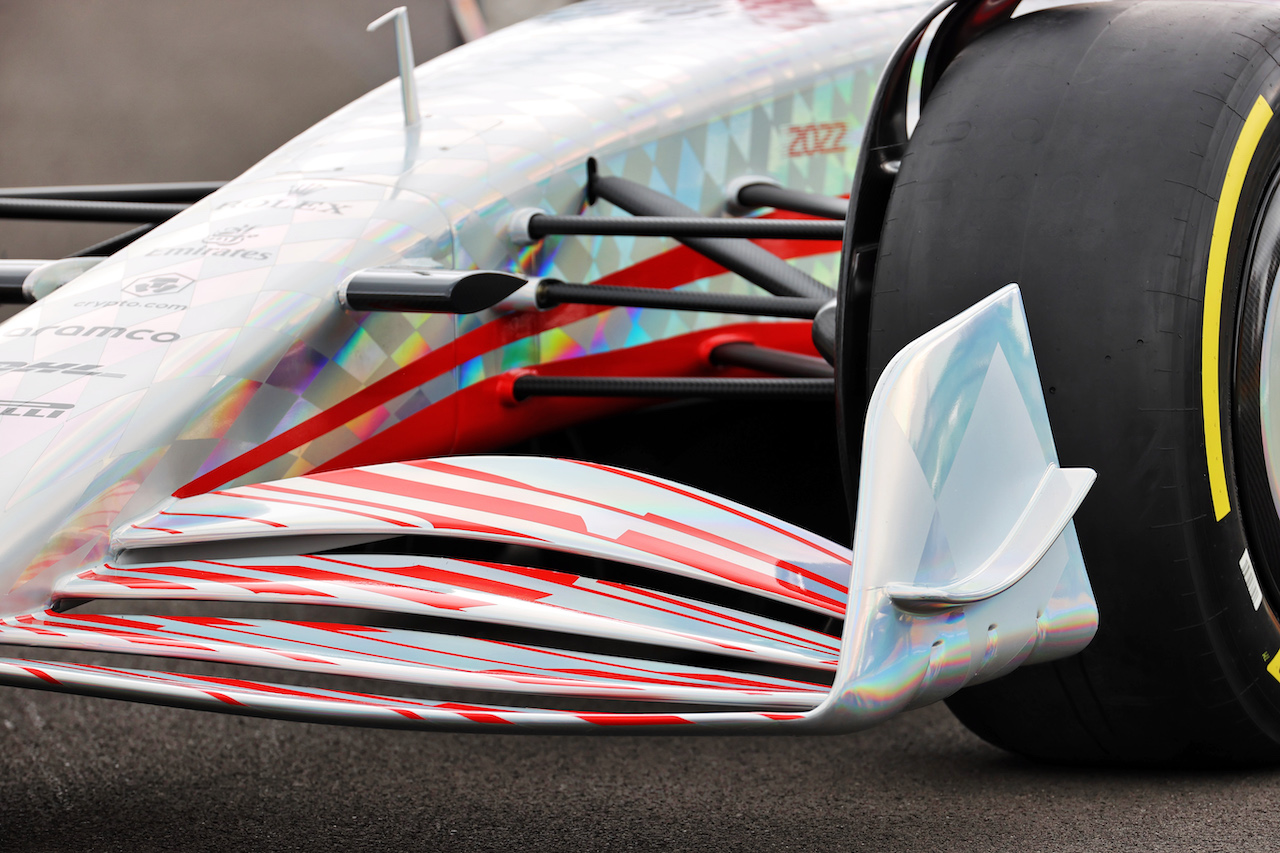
3;2;1280;851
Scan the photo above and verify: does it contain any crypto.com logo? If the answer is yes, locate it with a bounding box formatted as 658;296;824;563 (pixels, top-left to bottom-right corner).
123;272;195;298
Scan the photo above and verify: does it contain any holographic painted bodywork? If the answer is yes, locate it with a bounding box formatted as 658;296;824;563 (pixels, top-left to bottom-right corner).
55;556;843;670
0;0;930;614
118;456;855;615
0;0;1100;733
0;285;1096;732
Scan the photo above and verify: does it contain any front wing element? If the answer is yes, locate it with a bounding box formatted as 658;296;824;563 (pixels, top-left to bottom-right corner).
0;285;1097;733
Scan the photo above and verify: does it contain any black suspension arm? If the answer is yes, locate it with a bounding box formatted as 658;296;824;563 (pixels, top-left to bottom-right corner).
589;171;834;301
733;182;848;221
0;181;224;204
537;281;825;319
0;263;37;303
810;299;839;364
708;342;833;378
511;375;834;400
525;214;843;240
341;269;528;314
69;224;158;258
0;197;187;223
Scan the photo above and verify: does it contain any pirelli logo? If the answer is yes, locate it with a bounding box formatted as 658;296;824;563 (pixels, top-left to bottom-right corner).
0;400;74;419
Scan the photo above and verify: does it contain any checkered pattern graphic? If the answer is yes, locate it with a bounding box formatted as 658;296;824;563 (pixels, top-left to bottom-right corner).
0;0;930;603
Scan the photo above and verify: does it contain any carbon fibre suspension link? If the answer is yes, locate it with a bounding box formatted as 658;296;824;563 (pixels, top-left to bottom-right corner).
589;172;834;300
0;197;187;223
536;281;826;318
733;182;849;221
511;375;835;401
525;215;844;240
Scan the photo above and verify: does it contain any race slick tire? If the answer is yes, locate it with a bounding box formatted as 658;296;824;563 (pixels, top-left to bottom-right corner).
867;0;1280;766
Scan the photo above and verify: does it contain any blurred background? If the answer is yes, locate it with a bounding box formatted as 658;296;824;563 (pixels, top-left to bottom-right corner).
0;0;572;260
0;0;1088;261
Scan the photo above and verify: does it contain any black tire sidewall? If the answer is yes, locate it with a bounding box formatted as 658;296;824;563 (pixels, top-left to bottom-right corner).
1195;80;1280;759
865;1;1280;764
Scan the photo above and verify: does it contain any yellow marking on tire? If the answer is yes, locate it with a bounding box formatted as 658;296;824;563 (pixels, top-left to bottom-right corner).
1268;649;1280;684
1204;96;1274;521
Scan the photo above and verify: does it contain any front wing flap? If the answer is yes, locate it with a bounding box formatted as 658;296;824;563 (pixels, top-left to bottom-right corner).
0;285;1097;733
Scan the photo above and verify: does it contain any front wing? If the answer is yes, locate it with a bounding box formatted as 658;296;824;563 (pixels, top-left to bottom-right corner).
0;286;1096;733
